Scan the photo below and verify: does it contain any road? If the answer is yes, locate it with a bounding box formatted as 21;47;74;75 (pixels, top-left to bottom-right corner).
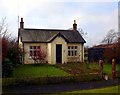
2;79;120;94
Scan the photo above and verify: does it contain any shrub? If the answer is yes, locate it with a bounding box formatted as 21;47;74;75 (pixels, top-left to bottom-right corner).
2;58;13;78
2;74;101;86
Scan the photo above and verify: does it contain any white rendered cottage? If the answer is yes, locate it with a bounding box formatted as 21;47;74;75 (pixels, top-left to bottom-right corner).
18;18;86;64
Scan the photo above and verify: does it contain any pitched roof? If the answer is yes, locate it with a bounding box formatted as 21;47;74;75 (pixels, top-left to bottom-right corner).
19;28;86;43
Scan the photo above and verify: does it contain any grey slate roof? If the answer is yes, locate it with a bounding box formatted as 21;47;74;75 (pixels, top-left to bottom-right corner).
19;28;86;43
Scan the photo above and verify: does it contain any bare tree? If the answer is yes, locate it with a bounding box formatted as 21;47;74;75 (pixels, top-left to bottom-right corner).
101;29;117;44
78;28;87;39
0;17;11;39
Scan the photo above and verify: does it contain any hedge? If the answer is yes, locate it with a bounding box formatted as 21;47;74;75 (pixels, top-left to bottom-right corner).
2;74;101;86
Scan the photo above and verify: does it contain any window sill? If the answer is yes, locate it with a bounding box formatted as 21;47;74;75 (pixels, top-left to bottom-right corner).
68;56;78;57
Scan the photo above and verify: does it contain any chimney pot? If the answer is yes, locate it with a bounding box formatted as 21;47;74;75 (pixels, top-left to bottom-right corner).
20;18;24;29
21;18;23;22
73;20;77;31
74;20;76;24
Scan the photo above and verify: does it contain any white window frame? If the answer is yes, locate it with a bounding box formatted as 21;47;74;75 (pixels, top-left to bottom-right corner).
68;46;78;57
29;46;41;58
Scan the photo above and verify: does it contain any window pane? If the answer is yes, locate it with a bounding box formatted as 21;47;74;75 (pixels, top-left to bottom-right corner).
71;46;74;49
37;46;40;49
30;46;33;49
34;51;36;56
34;46;36;49
30;51;32;56
68;51;70;56
75;46;77;49
68;46;70;49
75;51;77;56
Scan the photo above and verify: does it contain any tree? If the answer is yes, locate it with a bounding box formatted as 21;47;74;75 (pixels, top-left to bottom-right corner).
1;17;13;77
101;29;117;44
1;18;24;77
78;28;87;39
101;29;120;63
116;37;120;63
2;38;8;61
103;37;120;63
7;39;24;66
0;17;11;39
31;48;47;64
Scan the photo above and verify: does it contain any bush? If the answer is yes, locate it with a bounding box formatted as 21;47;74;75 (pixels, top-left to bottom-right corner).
7;43;24;67
2;74;101;86
2;58;13;78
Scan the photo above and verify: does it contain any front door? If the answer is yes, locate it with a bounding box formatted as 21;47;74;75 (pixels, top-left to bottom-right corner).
56;44;62;63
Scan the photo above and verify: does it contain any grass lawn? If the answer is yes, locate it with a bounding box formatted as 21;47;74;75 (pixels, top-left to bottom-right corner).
13;64;70;78
104;63;120;76
88;63;120;78
67;85;120;93
3;63;120;88
13;63;120;79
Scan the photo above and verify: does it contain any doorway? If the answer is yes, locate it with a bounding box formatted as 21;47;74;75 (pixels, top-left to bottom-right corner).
56;44;62;63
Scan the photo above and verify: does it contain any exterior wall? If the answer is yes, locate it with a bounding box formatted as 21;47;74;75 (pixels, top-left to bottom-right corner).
49;36;67;64
67;43;84;63
18;36;23;48
82;43;84;62
23;43;47;64
18;36;24;64
21;37;85;64
47;43;52;64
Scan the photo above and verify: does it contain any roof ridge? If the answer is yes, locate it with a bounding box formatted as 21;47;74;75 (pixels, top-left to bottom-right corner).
23;28;73;31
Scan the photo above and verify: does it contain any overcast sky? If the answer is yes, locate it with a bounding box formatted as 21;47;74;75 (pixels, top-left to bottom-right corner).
0;0;119;47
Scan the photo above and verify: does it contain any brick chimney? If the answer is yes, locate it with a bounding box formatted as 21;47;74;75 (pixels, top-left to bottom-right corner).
73;20;77;31
20;18;24;29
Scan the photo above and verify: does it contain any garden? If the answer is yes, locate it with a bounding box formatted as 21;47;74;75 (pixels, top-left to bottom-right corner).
2;62;120;86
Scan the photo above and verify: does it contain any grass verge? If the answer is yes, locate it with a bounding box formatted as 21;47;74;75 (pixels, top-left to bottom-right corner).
66;85;120;93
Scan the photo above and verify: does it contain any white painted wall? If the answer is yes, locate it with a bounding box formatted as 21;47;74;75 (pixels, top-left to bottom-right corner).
19;37;84;64
23;43;47;64
67;43;84;63
50;36;67;64
18;36;23;48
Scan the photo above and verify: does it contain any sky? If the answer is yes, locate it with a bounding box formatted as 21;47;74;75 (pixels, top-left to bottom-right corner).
0;0;119;47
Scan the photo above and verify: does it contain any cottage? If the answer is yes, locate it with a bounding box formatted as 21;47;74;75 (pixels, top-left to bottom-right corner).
18;18;86;64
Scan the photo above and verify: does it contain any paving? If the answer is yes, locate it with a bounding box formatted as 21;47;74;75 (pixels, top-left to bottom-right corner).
2;79;120;94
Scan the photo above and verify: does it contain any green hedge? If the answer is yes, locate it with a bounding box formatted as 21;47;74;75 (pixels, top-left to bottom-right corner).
2;74;101;86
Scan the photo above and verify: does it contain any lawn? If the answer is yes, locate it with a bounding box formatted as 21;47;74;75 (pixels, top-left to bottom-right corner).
13;63;120;78
104;63;120;77
67;85;120;93
3;63;120;87
88;63;120;78
13;64;70;78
